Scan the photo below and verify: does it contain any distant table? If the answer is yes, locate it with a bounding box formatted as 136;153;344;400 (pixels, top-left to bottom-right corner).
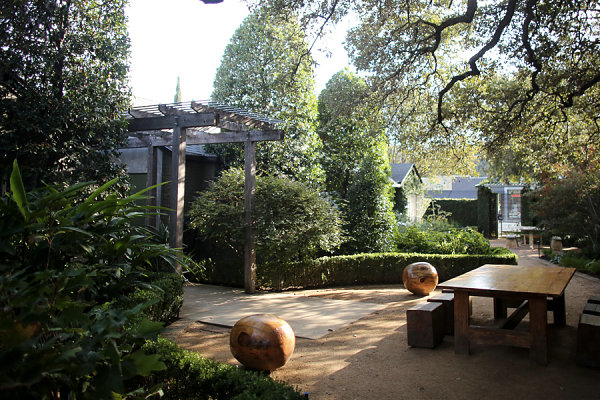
518;226;542;249
438;264;575;365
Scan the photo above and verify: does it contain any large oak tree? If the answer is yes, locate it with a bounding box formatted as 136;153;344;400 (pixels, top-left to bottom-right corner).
246;0;600;180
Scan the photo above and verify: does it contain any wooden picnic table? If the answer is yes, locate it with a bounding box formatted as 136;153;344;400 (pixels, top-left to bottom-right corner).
438;264;575;365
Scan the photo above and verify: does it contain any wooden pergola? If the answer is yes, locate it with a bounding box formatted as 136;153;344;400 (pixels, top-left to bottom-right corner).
125;100;283;293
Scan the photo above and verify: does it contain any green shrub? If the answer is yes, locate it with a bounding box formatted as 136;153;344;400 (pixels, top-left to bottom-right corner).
258;250;517;289
549;252;600;276
189;168;344;286
137;338;304;399
395;225;492;255
343;156;397;253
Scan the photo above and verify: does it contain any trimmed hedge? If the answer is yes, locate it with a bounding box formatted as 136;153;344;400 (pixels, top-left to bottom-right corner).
427;199;478;227
258;248;517;289
137;338;304;399
127;272;184;323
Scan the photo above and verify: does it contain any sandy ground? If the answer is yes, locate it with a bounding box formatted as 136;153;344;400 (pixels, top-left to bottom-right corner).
163;242;600;399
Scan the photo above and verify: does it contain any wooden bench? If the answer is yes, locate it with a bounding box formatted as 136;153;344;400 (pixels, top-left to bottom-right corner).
587;295;600;305
427;293;455;335
583;302;600;316
576;312;600;368
406;302;445;348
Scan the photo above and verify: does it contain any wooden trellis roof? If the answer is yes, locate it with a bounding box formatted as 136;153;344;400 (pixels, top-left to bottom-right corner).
126;100;282;132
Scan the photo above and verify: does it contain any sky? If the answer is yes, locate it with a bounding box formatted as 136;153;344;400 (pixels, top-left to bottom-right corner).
126;0;352;105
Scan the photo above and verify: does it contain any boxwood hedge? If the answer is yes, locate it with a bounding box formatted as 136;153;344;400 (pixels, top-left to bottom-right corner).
137;338;304;399
258;248;517;289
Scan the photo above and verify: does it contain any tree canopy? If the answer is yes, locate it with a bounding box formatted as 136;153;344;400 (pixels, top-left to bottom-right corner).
318;69;387;196
210;8;323;186
0;0;131;189
246;0;600;180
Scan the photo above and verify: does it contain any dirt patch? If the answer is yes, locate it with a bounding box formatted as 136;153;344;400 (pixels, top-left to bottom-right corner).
165;272;600;400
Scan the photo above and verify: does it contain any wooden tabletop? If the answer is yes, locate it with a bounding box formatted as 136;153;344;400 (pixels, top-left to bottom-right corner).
438;264;576;297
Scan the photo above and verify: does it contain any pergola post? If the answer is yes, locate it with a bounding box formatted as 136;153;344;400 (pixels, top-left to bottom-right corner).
169;120;186;273
244;139;257;293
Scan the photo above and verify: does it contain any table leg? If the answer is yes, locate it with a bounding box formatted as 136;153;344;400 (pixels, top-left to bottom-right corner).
454;291;470;355
529;232;533;249
493;298;507;319
529;296;548;365
550;294;567;326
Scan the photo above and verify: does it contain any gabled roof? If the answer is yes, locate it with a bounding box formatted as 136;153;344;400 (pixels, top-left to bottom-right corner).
425;176;486;199
390;163;421;187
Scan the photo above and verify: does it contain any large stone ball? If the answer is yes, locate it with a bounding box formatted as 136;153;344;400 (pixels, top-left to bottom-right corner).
229;314;295;371
402;262;439;296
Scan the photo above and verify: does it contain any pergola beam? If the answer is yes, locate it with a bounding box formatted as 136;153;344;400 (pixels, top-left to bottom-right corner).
126;129;283;148
127;112;216;131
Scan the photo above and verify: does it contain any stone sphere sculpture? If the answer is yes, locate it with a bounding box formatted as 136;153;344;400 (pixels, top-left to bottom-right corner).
402;262;439;296
230;314;295;371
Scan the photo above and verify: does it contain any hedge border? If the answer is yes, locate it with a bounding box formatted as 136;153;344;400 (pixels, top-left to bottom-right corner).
258;248;518;289
137;338;304;399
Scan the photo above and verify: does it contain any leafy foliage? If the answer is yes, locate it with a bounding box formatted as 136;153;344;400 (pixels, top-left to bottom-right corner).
317;71;396;253
0;162;183;398
188;168;344;285
248;0;600;180
528;165;600;257
125;272;184;325
317;70;387;197
395;224;493;256
209;8;323;186
0;0;131;190
546;251;600;277
344;157;397;254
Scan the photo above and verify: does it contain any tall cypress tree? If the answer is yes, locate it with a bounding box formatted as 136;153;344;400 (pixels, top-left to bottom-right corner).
174;76;182;102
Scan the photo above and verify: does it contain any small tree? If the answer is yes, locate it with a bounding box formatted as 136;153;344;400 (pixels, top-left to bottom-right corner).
189;168;344;286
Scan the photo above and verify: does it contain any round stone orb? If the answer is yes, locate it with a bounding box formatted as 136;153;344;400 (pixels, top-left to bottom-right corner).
402;262;439;296
230;314;295;371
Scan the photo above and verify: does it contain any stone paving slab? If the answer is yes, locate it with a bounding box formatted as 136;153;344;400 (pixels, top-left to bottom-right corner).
180;284;388;339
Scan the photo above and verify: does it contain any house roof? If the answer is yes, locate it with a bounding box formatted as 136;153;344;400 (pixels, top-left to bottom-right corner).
390;163;421;187
424;176;486;199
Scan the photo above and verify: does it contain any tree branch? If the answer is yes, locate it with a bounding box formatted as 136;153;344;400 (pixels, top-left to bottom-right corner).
437;0;518;123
